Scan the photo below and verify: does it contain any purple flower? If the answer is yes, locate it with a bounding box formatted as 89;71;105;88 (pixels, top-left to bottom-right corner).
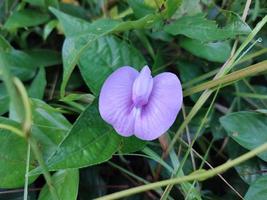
99;65;183;141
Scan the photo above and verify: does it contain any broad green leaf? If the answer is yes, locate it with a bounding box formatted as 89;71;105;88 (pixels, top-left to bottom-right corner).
0;99;70;188
0;117;37;188
180;38;231;62
165;13;251;42
4;9;50;31
220;111;267;161
0;83;9;115
245;175;267;200
50;7;160;96
29;100;121;174
28;68;47;99
31;99;71;160
38;169;79;200
78;35;146;95
120;136;147;154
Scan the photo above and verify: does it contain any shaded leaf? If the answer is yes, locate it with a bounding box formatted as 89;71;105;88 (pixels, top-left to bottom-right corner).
220;111;267;161
28;68;47;99
245;175;267;200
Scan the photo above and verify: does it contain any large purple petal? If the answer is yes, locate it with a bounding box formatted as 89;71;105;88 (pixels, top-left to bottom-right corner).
99;66;138;137
134;72;183;140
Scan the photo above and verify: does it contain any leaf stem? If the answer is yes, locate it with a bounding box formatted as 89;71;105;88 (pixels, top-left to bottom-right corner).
183;60;267;97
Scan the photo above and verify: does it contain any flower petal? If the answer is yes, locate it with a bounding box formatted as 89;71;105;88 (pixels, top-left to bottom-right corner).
134;72;183;140
132;66;153;107
99;66;138;137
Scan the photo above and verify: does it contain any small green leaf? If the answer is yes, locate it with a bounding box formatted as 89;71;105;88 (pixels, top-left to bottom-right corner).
180;38;231;62
38;169;79;200
28;68;47;99
43;20;58;40
220;111;267;161
245;175;267;200
4;9;50;31
78;35;146;95
165;13;251;42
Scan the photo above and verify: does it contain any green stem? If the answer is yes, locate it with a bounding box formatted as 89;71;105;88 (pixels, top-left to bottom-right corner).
23;143;31;200
29;137;59;200
0;124;25;138
95;142;267;200
13;77;32;134
183;60;267;97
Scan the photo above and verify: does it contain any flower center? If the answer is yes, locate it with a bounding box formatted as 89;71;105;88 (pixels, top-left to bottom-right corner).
132;66;153;107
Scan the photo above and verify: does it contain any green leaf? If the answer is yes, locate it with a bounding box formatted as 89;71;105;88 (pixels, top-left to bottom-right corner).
4;9;50;31
0;117;37;188
31;99;71;160
162;0;183;18
0;99;70;188
0;83;9;115
164;13;251;42
78;35;146;95
120;136;147;154
220;111;267;161
28;68;47;99
226;139;267;185
50;7;160;96
180;38;231;62
128;0;155;18
30;100;121;174
245;175;267;200
43;20;58;40
38;169;79;200
0;35;12;52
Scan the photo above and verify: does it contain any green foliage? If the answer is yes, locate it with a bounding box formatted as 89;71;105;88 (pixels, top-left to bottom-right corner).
220;111;267;161
79;35;146;94
165;13;251;42
245;175;267;200
180;38;231;62
0;0;266;199
38;169;79;200
4;9;50;31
